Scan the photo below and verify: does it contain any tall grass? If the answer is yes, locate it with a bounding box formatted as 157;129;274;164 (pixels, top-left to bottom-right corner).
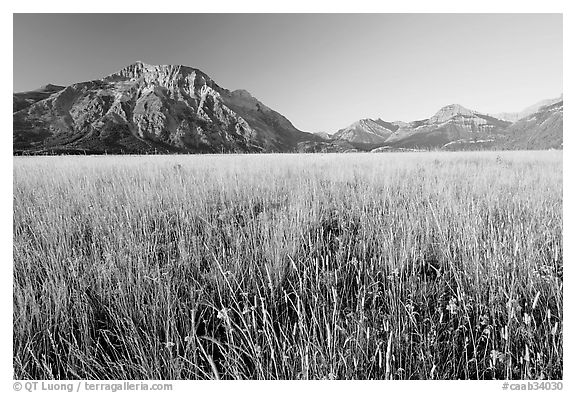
13;151;562;380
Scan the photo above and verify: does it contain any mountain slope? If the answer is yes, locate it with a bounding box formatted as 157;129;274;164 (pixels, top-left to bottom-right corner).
13;62;321;154
314;131;333;140
385;104;511;149
496;101;563;150
333;118;398;144
13;84;65;113
493;96;563;122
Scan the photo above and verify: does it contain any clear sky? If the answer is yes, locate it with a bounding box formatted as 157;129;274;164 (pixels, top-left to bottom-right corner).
13;14;562;133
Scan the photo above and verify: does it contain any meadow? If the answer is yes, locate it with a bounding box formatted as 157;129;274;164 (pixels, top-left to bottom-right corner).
13;151;563;380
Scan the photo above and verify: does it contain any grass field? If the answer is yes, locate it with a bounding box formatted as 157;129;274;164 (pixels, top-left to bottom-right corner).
13;151;563;380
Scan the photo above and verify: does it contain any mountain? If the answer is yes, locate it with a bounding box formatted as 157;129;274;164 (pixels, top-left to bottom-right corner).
493;96;563;122
360;99;562;151
333;118;399;145
13;62;322;154
334;105;512;151
13;84;65;113
384;104;511;149
314;131;333;140
13;65;563;154
496;100;563;150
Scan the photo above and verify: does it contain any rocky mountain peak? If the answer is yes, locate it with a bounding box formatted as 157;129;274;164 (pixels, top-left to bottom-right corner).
114;61;198;76
14;62;319;154
332;118;397;145
103;62;217;96
430;104;477;123
355;118;374;126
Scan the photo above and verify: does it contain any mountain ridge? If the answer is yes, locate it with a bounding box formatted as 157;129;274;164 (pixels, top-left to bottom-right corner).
332;99;562;151
334;103;514;150
492;96;563;122
13;62;563;154
495;100;563;150
13;62;326;154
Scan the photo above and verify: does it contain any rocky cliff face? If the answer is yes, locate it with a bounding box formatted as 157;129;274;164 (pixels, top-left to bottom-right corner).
13;62;320;154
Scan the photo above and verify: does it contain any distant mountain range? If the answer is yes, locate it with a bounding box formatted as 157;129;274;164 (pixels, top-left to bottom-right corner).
497;100;563;150
13;62;562;154
330;98;563;152
492;95;563;122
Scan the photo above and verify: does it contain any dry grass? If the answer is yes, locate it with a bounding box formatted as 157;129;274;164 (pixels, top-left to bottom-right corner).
13;151;562;380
